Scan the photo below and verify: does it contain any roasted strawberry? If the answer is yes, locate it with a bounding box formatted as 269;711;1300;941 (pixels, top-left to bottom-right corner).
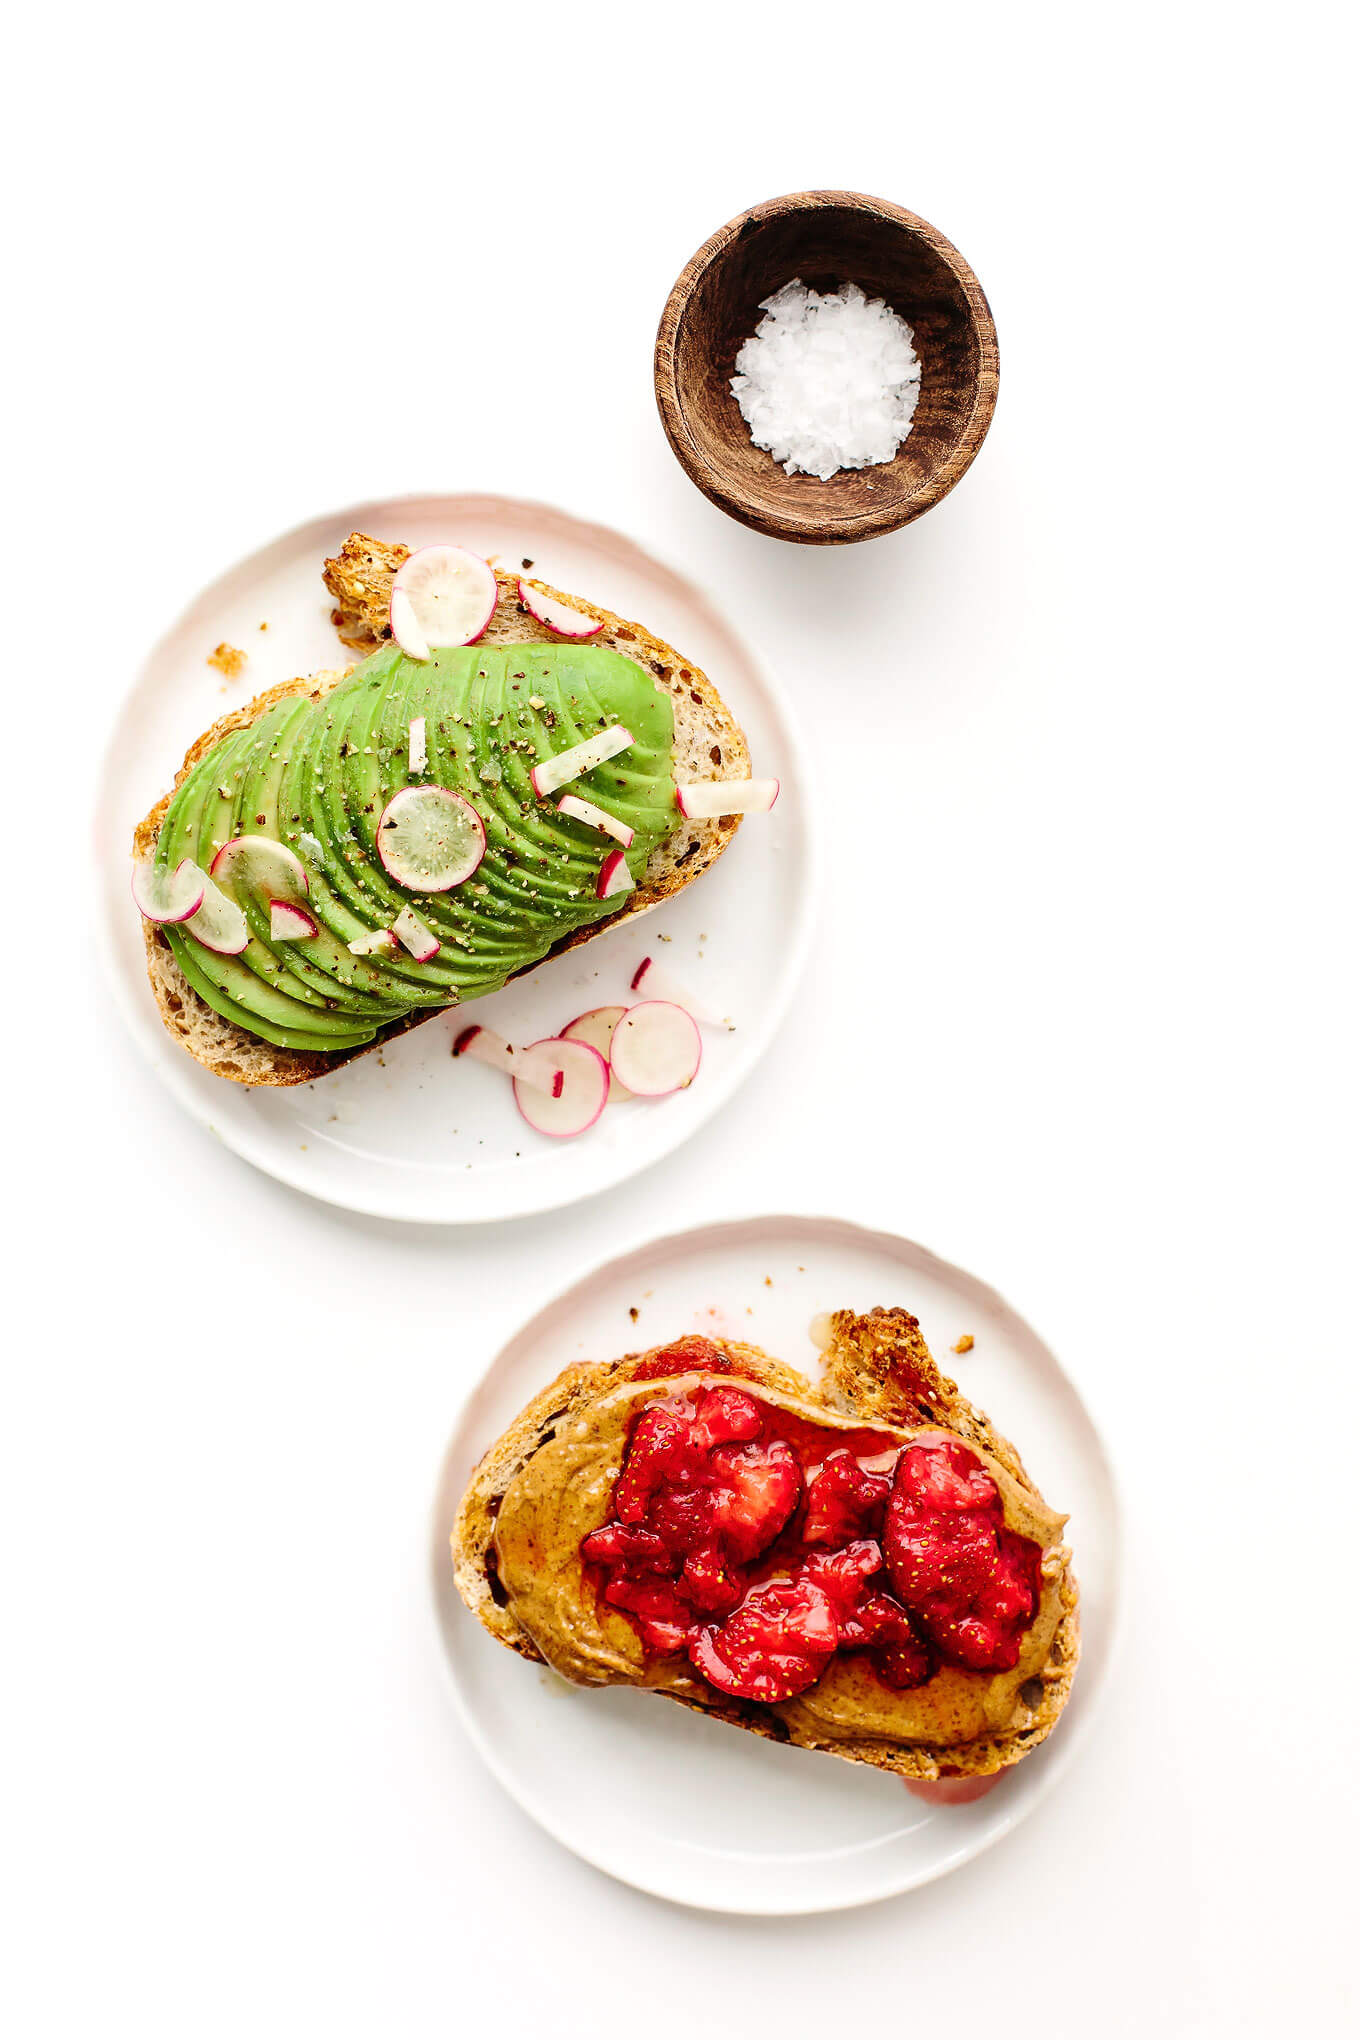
633;1336;732;1381
841;1591;935;1688
690;1385;763;1453
688;1578;839;1703
612;1397;703;1522
797;1539;883;1622
802;1451;893;1545
708;1438;802;1562
580;1523;672;1572
603;1576;693;1654
645;1483;719;1555
681;1544;746;1613
884;1440;1041;1673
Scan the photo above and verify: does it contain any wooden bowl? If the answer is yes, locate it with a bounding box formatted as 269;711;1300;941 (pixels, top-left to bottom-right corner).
655;191;999;545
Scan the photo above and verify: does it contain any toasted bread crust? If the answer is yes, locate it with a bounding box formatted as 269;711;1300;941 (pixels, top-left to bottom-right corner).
135;534;750;1086
451;1309;1080;1782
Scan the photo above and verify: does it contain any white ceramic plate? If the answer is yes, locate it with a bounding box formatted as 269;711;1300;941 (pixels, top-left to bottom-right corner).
96;495;813;1223
430;1214;1121;1914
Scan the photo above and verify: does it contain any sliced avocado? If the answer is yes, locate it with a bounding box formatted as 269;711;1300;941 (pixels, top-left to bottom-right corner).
150;643;678;1049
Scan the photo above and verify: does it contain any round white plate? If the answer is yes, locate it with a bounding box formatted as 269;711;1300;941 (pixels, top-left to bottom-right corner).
96;494;813;1223
430;1214;1121;1914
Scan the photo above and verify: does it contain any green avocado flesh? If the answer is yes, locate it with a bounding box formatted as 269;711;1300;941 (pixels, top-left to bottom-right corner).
155;644;678;1052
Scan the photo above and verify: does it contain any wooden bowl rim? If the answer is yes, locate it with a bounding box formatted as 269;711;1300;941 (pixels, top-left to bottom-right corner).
654;189;1000;545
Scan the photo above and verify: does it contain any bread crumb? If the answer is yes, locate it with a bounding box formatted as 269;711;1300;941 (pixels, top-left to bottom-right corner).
258;621;268;632
208;642;247;678
952;1334;974;1354
629;1307;639;1323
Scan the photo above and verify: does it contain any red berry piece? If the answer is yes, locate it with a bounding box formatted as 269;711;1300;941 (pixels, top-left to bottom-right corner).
603;1576;694;1654
802;1451;893;1545
708;1437;802;1562
689;1578;839;1703
883;1440;1041;1672
633;1336;733;1381
580;1523;672;1572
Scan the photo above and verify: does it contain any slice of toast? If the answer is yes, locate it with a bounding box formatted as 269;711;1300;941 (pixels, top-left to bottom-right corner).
451;1308;1080;1783
135;533;750;1086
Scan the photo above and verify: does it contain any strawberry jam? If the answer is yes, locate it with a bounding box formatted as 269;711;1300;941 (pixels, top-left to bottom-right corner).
580;1354;1042;1704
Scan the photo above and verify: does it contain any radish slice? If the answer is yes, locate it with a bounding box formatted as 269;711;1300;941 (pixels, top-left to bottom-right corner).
184;877;249;955
131;857;206;925
269;900;319;942
630;955;722;1026
517;579;603;640
676;777;780;818
376;786;484;891
391;906;440;961
530;724;633;799
389;545;498;660
452;1023;563;1098
348;927;396;956
408;715;427;774
514;1037;609;1138
596;849;634;899
609;1001;702;1096
209;834;310;900
557;793;634;848
561;1005;634;1103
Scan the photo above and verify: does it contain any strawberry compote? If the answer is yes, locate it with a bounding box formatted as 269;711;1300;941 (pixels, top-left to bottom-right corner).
581;1349;1045;1705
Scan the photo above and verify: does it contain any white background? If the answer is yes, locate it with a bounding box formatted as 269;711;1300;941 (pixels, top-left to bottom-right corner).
4;2;1355;2033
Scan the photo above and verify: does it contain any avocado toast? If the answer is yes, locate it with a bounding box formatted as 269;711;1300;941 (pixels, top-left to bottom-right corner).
134;534;749;1086
451;1308;1080;1786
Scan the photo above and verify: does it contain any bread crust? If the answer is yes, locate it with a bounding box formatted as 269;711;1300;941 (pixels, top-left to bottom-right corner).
135;534;750;1086
451;1309;1080;1782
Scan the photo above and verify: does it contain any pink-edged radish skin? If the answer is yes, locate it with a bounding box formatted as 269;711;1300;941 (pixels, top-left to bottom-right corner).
517;579;603;639
556;793;634;848
389;546;497;660
269;900;319;942
184;877;249;955
391;906;440;961
608;1001;702;1096
561;1005;634;1103
376;786;484;891
530;725;633;800
595;849;634;899
452;1024;563;1098
629;955;722;1026
513;1038;609;1138
675;777;780;819
131;857;206;925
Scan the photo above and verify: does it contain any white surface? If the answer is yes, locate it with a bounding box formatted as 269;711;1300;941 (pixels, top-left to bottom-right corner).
5;3;1356;2035
96;493;813;1220
432;1215;1119;1912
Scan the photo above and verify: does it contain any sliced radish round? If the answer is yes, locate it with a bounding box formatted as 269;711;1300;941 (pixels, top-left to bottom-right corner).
451;1024;563;1098
556;792;634;848
391;905;440;961
630;955;721;1026
408;715;427;774
530;724;633;800
596;849;634;899
609;1001;702;1096
517;579;603;640
676;777;780;819
376;785;484;891
131;857;206;925
348;926;396;957
389;545;498;660
513;1037;609;1138
209;834;310;900
184;877;249;955
269;900;319;942
561;1005;634;1103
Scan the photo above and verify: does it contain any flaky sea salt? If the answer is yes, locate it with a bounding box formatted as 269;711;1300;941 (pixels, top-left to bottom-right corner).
729;279;922;481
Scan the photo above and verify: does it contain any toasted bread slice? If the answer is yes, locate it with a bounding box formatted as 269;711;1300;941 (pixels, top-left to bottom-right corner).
451;1308;1080;1784
135;533;749;1086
